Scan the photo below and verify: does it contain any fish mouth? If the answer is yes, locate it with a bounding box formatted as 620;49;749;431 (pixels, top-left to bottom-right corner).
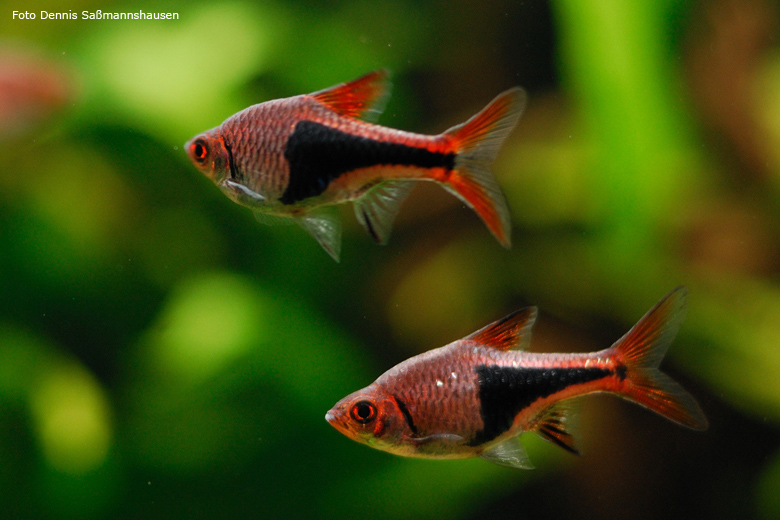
325;409;348;434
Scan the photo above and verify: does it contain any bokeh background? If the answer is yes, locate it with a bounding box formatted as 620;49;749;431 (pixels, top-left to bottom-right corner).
1;0;780;518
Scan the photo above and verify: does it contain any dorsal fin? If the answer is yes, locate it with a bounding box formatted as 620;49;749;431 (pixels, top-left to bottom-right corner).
532;404;579;455
465;307;537;351
310;69;391;122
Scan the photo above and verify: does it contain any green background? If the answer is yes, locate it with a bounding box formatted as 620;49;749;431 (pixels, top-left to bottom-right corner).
1;0;779;518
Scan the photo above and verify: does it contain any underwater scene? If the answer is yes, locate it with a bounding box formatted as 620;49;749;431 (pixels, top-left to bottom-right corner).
1;0;780;518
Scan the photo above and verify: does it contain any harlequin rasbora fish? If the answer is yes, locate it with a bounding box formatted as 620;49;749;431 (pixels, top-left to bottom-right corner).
326;287;707;468
0;50;71;138
185;70;526;261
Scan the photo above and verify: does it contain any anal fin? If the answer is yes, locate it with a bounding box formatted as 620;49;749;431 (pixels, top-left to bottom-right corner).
353;181;414;244
532;404;579;456
480;436;534;470
295;209;342;262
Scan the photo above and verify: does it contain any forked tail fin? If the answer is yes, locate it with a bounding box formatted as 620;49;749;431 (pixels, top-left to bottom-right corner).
443;88;527;248
610;286;708;430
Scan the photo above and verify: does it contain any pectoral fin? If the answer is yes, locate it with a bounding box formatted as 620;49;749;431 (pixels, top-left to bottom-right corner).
295;210;342;262
222;179;266;207
253;211;294;226
407;433;467;456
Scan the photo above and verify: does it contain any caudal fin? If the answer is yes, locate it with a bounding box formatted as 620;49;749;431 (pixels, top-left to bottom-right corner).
611;286;708;430
443;88;527;248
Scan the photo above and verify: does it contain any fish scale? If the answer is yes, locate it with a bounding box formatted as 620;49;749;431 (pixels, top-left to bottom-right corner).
185;70;526;260
326;287;708;468
379;351;483;442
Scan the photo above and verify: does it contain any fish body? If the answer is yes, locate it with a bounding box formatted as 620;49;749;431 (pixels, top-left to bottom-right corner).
0;50;71;138
185;70;526;261
326;287;707;468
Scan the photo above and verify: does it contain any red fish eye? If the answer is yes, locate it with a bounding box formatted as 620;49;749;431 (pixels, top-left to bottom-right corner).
350;400;376;424
191;140;209;163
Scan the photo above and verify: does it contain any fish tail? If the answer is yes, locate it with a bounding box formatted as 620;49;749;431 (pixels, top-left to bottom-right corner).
609;287;708;430
442;87;527;248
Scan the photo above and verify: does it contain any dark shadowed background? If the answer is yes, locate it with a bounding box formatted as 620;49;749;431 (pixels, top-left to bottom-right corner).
1;0;779;518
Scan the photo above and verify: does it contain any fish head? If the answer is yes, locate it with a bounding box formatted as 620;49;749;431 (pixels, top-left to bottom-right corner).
325;385;412;453
185;128;230;184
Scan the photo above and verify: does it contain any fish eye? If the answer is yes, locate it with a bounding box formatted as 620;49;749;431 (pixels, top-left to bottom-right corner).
350;400;376;424
191;139;209;163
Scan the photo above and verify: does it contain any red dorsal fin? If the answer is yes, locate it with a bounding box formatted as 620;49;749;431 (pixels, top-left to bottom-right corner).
310;69;391;122
465;307;537;351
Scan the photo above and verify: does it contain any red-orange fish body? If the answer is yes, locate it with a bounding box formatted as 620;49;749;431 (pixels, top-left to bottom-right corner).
326;287;707;468
0;50;72;139
186;70;526;260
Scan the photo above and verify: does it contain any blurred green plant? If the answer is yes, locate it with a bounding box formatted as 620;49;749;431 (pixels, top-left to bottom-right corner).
1;0;780;519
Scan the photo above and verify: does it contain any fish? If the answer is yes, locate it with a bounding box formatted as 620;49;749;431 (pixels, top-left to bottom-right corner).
325;286;707;468
0;49;72;139
185;70;526;261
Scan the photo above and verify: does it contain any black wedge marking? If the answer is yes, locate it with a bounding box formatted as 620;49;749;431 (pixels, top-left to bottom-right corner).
392;396;418;435
470;365;611;446
281;120;455;205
